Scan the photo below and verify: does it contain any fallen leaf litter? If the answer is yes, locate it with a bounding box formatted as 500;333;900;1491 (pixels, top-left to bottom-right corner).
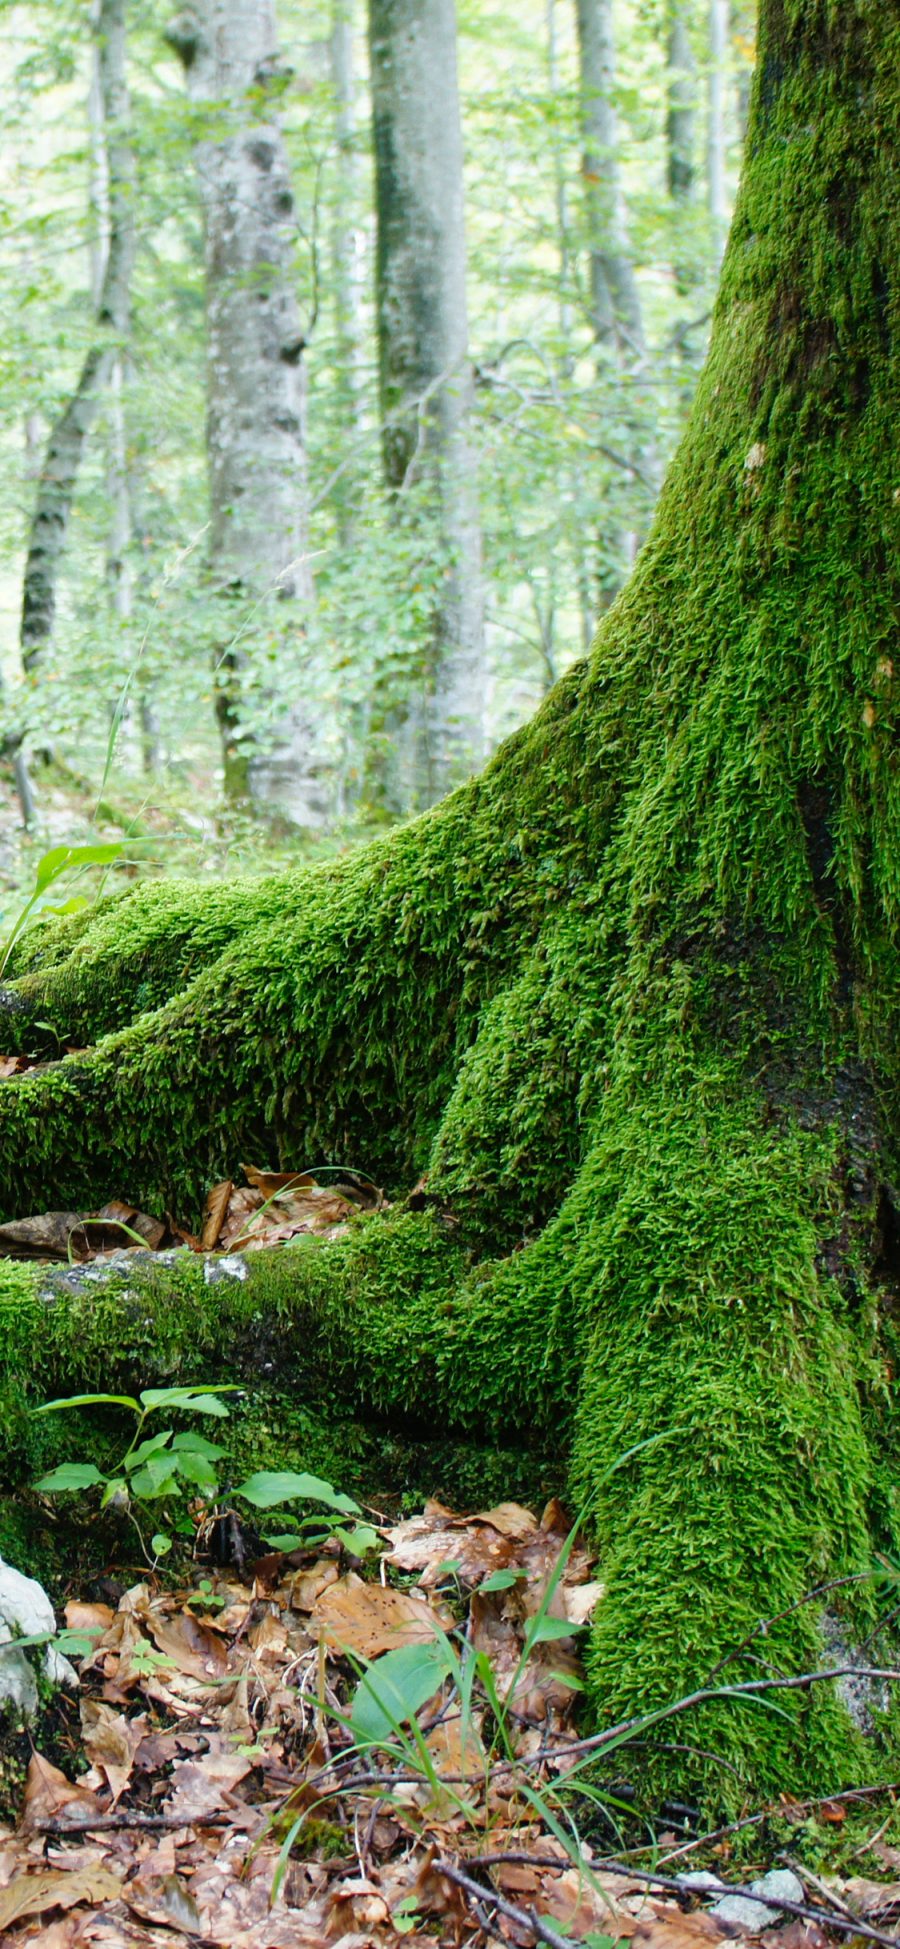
0;1496;894;1948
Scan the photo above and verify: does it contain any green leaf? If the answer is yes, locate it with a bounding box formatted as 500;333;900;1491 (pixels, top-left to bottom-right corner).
172;1450;218;1491
151;1533;172;1556
100;1478;128;1509
139;1386;239;1416
128;1449;178;1491
129;1463;179;1499
34;1463;105;1493
392;1897;422;1935
527;1615;577;1645
332;1524;380;1556
55;1627;104;1658
127;1430;173;1467
33;1393;140;1416
478;1567;526;1593
350;1640;453;1744
235;1470;359;1514
262;1533;305;1552
169;1432;225;1459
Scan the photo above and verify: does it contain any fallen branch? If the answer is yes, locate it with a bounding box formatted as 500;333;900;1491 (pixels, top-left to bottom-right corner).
436;1857;579;1949
34;1810;232;1836
458;1851;900;1949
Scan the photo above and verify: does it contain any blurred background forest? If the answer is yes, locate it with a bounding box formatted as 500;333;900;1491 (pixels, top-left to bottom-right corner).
0;0;755;918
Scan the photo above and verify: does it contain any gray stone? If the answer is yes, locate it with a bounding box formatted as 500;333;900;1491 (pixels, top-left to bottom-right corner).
711;1869;804;1932
204;1255;248;1284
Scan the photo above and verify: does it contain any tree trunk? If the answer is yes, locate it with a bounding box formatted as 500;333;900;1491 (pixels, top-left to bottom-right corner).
666;0;696;210
3;0;900;1806
707;0;729;261
20;0;134;676
329;0;365;546
574;0;656;605
368;0;485;809
167;0;327;827
574;0;643;355
731;0;754;142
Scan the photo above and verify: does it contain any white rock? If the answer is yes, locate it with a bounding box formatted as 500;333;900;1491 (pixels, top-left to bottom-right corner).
711;1869;804;1933
0;1558;78;1719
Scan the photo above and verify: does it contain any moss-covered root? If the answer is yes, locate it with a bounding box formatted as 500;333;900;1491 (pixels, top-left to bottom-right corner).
425;1066;893;1805
1;1069;894;1808
567;1074;887;1805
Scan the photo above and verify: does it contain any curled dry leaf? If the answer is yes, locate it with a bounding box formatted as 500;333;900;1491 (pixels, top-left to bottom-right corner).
20;1754;102;1834
0;1865;123;1931
79;1701;148;1806
312;1572;452;1657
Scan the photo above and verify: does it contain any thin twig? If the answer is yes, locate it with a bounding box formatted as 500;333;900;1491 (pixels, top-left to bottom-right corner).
652;1783;900;1867
436;1857;578;1949
35;1810;232;1836
573;1857;900;1949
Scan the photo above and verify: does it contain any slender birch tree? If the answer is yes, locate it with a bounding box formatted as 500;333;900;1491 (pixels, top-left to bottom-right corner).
14;0;135;826
167;0;325;825
368;0;485;809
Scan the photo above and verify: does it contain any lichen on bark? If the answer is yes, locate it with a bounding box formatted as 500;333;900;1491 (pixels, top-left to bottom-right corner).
2;0;900;1807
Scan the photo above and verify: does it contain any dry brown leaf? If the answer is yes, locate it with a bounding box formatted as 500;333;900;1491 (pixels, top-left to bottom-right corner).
290;1559;340;1612
0;1864;122;1929
564;1578;605;1626
243;1165;381;1211
760;1925;828;1949
0;1212;85;1260
143;1606;231;1681
80;1702;148;1806
0;1054;30;1080
313;1573;449;1656
631;1899;732;1949
64;1602;115;1635
201;1178;233;1250
95;1202;166;1250
19;1755;102;1834
122;1871;203;1934
466;1503;538;1540
385;1503;520;1588
829;1876;900;1914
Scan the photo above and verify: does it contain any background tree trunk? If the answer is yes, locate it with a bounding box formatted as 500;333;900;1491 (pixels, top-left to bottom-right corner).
168;0;327;827
574;0;655;607
368;0;485;810
329;0;365;547
17;0;134;703
706;0;728;261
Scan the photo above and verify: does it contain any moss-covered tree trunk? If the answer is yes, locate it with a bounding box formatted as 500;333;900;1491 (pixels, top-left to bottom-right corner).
3;0;900;1806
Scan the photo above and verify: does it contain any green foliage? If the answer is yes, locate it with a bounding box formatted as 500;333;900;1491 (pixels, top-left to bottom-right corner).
32;1382;240;1559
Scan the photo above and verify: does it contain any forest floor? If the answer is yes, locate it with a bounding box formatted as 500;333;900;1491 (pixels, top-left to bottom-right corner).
2;1491;900;1949
1;1161;900;1946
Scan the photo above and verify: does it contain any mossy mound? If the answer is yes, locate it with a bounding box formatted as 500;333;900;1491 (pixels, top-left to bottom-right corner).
2;0;900;1810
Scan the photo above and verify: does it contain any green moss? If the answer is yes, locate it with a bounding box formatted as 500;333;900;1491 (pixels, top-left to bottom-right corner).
1;0;900;1811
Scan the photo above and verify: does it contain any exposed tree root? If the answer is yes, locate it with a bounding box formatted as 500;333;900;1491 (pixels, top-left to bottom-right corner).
3;0;900;1808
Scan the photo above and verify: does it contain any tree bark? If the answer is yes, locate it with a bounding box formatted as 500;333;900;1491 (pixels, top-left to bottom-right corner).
574;0;643;356
329;0;365;545
368;0;485;809
574;0;656;605
666;0;696;212
3;0;900;1807
167;0;327;826
19;0;134;675
706;0;729;261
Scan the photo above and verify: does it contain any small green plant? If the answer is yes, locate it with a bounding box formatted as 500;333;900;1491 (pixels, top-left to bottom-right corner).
0;842;129;980
32;1387;371;1564
32;1383;242;1560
